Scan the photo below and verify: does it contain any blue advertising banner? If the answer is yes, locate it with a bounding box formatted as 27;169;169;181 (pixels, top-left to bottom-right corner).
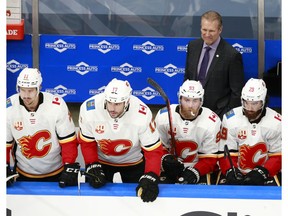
39;35;189;104
6;35;33;97
6;35;281;107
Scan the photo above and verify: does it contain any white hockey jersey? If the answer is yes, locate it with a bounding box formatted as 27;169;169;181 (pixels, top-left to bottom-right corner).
78;93;161;166
6;92;78;177
155;104;221;168
219;107;282;174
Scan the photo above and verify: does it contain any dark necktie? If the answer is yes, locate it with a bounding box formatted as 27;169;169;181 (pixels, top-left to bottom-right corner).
198;46;211;85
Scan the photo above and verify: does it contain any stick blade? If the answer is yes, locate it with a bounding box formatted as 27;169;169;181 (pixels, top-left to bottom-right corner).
147;77;168;102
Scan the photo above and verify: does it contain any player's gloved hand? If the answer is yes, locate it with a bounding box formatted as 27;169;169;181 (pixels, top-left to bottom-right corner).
243;166;269;185
177;166;200;184
59;163;80;188
161;154;184;180
6;163;15;187
225;168;244;185
136;172;159;202
85;162;106;188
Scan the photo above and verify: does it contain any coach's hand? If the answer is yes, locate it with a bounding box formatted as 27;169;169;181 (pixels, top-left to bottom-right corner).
136;172;159;202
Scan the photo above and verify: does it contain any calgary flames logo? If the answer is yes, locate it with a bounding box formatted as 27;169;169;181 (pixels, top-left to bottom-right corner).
17;130;52;159
239;143;267;170
176;140;198;163
98;139;132;156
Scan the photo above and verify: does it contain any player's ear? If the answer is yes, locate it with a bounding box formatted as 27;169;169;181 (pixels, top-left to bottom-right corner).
219;26;223;34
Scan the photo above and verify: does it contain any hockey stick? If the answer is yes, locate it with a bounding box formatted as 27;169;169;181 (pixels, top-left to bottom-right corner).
78;170;82;196
6;173;19;182
147;77;176;155
77;170;96;195
224;144;237;179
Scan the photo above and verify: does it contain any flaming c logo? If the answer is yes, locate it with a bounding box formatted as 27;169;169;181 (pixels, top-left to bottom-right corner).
98;139;132;156
17;130;52;159
239;143;267;170
176;140;198;163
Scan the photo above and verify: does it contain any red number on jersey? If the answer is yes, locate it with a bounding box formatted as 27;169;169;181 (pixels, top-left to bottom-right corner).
221;127;228;140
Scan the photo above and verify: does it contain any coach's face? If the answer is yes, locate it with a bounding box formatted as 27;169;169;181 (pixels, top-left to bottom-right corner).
200;18;222;45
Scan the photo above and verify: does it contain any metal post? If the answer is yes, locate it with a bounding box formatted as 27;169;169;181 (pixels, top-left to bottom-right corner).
258;0;265;78
32;0;39;69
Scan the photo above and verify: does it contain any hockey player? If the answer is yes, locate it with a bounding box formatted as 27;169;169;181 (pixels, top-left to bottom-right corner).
6;68;79;187
155;80;221;184
78;78;163;202
218;78;281;185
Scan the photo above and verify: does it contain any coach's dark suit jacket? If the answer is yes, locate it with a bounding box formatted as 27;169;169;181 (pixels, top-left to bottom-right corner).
184;37;245;119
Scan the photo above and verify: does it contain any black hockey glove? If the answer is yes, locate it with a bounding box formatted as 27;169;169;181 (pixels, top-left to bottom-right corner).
178;167;200;184
136;172;159;202
85;163;106;188
225;168;244;185
243;166;269;185
59;163;80;188
6;164;15;187
162;154;184;180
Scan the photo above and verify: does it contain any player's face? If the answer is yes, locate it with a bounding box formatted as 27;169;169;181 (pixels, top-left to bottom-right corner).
19;87;39;108
201;18;222;45
106;101;125;118
180;96;201;119
242;100;263;121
